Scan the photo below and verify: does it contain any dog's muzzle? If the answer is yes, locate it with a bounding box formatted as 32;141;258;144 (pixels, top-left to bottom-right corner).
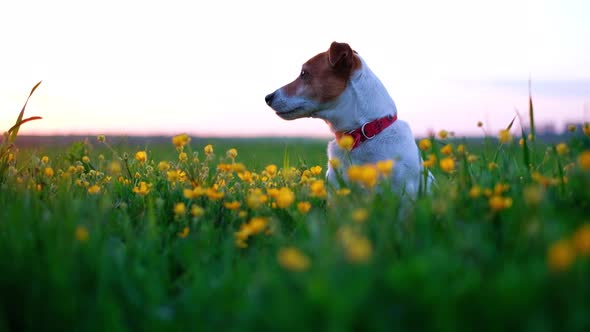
265;92;275;106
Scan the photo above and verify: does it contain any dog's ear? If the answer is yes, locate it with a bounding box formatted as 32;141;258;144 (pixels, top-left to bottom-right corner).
328;42;354;71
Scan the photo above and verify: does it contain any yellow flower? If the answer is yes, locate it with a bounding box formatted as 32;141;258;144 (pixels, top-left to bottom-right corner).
488;162;498;171
177;152;187;162
359;165;378;188
135;151;147;163
567;124;577;132
338;135;355;151
249;217;269;234
438;130;448;139
226;148;238;159
498;129;512;144
82;156;90;163
204;144;214;155
247;189;268;209
224;201;242;210
277;247;310;272
41;156;50;164
547;239;575;272
75;225;89;242
440;144;453;156
578;150;590;171
439;157;455;173
523;185;544;206
167;169;187;183
309;180;327;198
352;208;369;223
418;138;432;151
573;224;590;256
456;144;466;155
555;143;568;156
132;181;151;196
519;138;525;147
172;133;191;148
489;195;512;211
238;171;254;183
423;154;436;168
108;161;122;175
467;154;478;163
174;202;186;216
178;226;190;238
376;159;394;176
44;167;54;178
338;227;372;263
191;205;205;217
265;164;278;177
469;185;482;199
276;187;295;208
87;184;101;195
297;201;312;214
583;123;590;136
310;165;322;176
206;187;225;200
336;188;351;196
158;161;171;172
329;158;341;169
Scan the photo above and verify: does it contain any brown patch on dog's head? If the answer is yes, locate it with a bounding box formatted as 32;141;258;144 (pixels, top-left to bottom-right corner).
283;42;361;104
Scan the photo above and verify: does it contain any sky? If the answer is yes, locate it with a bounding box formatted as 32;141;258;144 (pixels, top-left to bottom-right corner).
1;0;589;138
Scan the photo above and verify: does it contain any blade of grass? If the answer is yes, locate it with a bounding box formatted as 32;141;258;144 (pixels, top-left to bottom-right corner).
9;81;42;143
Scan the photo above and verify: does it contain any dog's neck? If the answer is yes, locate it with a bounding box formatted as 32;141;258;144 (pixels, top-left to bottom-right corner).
313;57;398;133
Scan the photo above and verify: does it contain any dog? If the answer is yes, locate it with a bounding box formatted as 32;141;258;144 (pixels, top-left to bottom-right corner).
265;42;433;199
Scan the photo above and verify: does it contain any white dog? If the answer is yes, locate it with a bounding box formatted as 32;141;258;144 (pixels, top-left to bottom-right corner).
265;42;433;199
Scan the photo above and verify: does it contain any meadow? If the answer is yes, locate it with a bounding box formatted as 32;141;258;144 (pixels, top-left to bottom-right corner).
1;84;590;331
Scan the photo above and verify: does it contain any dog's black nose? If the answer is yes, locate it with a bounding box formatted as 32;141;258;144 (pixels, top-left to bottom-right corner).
265;92;275;106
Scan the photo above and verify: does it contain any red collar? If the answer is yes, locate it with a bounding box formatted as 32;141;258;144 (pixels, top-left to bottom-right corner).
335;114;397;150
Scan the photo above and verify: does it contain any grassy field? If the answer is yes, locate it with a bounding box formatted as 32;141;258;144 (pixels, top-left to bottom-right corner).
2;87;590;331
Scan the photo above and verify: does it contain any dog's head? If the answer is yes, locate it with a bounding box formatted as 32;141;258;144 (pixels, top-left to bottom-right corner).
265;42;361;120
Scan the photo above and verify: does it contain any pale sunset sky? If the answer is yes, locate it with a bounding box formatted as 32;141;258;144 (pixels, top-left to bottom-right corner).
1;0;589;137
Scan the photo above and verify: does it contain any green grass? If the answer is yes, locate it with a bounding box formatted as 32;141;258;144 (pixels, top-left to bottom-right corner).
2;83;590;331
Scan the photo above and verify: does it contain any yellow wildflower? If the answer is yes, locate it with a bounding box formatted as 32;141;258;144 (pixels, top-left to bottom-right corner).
97;134;106;143
555;143;568;156
457;144;466;155
467;154;478;163
226;148;238;159
158;161;171;172
224;201;242;210
44;167;54;178
310;165;322;176
439;157;455;173
583;123;590;136
573;224;590;256
336;188;351;196
238;171;254;183
338;227;372;263
276;187;295;208
297;201;312;214
488;162;498;171
135;151;147;163
178;152;188;162
469;185;482;199
247;188;268;209
265;164;278;177
248;217;269;234
204;144;214;155
277;247;310;272
519;138;525;147
132;181;151;196
206;187;225;200
567;124;576;132
352;208;369;223
41;156;49;164
329;158;341;169
376;160;394;176
489;195;512;211
167;169;186;183
359;165;378;188
440;144;453;156
338;135;355;151
578;150;590;171
547;239;575;272
418;138;432;151
498;129;512;144
174;202;186;216
191;205;205;217
82;156;90;163
75;225;89;242
172;133;191;148
438;130;448;139
87;184;101;195
423;154;436;168
178;226;190;238
310;180;327;198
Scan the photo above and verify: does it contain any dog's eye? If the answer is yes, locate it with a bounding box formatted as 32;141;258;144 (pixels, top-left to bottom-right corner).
300;69;308;80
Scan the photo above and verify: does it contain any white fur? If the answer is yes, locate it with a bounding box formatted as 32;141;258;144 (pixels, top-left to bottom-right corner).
269;55;433;199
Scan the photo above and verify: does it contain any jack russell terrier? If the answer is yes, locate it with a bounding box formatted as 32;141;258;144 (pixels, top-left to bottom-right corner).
265;42;433;199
